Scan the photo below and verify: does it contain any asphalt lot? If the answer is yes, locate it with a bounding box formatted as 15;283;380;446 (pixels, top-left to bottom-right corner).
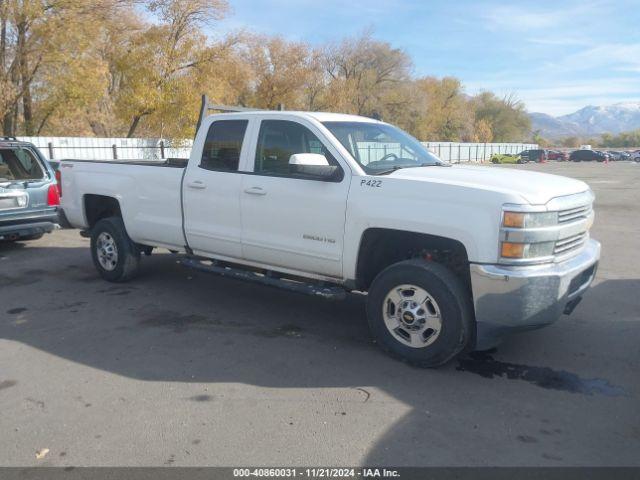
1;161;639;467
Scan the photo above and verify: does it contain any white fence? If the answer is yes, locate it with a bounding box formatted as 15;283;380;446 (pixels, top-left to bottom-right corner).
16;136;192;162
422;142;538;163
15;136;536;164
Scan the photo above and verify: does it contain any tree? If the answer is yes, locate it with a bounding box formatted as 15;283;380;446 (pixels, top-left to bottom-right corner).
472;91;531;142
0;3;537;142
0;0;137;136
409;76;470;141
322;32;412;116
1;0;48;135
600;129;640;148
474;118;493;142
532;130;549;147
115;0;231;137
560;136;581;148
243;36;313;110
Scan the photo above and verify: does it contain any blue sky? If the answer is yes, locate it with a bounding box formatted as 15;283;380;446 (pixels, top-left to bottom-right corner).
213;0;640;116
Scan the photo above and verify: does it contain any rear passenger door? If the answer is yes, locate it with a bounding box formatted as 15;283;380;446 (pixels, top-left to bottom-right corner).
183;118;251;259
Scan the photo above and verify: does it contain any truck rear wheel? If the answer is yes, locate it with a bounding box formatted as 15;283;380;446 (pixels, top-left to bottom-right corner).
90;217;140;282
366;259;473;367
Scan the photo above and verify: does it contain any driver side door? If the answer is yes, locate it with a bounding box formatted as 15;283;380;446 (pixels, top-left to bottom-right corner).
240;119;350;278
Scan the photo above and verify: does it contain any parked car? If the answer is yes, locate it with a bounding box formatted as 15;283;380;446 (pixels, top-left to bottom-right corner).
605;151;629;161
0;138;60;242
490;153;521;164
631;150;640;162
569;149;608;162
58;105;600;367
547;150;569;161
518;149;547;162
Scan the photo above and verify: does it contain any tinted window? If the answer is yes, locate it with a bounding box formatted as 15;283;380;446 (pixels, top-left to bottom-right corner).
200;120;248;172
0;148;45;182
255;120;337;176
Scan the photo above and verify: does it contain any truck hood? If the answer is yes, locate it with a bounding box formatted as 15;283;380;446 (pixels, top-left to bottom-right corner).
389;164;590;205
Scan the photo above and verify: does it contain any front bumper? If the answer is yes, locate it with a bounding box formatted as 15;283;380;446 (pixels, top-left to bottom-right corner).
469;239;601;350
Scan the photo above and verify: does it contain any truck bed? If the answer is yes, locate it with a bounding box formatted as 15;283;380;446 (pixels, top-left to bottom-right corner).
60;158;187;250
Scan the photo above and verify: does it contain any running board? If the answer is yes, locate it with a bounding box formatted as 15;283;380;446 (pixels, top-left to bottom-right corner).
180;257;347;300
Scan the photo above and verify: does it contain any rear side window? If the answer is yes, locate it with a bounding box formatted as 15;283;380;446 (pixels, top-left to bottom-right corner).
200;120;248;172
254;120;337;176
0;148;45;182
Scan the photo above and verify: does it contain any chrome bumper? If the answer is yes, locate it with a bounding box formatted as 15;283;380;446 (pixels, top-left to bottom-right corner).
469;239;601;350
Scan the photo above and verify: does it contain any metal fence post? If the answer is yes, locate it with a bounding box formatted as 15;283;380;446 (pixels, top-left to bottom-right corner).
48;142;54;160
112;144;118;160
160;140;165;159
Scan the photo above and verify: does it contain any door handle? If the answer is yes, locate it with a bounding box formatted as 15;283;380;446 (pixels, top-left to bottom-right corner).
187;180;206;189
244;186;267;196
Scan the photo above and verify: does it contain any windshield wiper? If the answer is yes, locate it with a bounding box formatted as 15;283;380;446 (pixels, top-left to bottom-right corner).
372;166;408;175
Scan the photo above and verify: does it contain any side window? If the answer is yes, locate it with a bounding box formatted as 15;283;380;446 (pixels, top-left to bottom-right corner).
254;120;338;177
199;120;248;172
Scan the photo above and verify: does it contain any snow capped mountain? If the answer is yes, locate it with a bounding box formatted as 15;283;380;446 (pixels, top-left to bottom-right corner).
529;112;581;137
530;102;640;138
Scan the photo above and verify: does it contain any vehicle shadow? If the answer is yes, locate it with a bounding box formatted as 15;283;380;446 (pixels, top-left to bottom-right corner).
1;245;639;465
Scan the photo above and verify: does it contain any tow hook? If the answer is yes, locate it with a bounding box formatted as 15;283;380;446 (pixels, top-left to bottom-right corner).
563;296;582;315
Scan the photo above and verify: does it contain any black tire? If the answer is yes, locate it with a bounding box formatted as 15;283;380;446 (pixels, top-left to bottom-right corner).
90;217;140;282
366;259;473;367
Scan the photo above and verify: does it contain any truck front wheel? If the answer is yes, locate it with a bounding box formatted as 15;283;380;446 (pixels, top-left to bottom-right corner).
90;217;140;282
366;259;473;367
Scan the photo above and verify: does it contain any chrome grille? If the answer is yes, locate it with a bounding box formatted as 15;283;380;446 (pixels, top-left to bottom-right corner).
551;193;594;259
558;204;591;224
554;232;588;256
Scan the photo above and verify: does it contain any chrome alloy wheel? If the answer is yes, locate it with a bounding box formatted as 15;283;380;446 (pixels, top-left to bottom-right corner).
96;232;118;271
382;284;442;348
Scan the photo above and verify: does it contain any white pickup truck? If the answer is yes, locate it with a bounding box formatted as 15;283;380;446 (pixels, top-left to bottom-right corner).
59;108;600;366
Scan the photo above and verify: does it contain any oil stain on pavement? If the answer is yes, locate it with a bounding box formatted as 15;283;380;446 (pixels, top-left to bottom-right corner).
457;352;626;397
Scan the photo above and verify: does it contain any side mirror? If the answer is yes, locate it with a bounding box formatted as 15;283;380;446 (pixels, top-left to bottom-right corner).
289;153;340;180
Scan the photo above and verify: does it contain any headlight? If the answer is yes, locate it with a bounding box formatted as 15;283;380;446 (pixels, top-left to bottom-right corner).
500;209;558;263
502;211;557;228
501;241;555;259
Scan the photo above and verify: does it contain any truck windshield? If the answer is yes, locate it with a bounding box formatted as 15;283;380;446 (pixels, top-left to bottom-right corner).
322;121;443;175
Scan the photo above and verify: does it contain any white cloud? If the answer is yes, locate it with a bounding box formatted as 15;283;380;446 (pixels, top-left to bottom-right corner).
480;1;605;31
466;77;640;116
556;43;640;72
